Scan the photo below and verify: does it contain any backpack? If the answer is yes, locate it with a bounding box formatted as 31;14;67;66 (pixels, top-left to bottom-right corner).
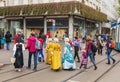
35;39;41;50
91;43;97;52
111;40;116;48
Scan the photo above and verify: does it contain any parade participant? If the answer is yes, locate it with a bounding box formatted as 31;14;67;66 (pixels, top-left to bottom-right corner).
106;37;116;64
25;32;37;72
80;49;88;70
13;38;25;72
85;36;97;70
51;38;61;70
46;38;54;65
62;38;76;70
73;37;81;62
5;31;12;50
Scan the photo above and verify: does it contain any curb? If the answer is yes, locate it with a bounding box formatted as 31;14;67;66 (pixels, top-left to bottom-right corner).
0;63;4;68
0;63;12;68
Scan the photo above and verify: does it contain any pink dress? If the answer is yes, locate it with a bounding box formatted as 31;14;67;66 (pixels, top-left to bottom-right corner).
81;50;88;65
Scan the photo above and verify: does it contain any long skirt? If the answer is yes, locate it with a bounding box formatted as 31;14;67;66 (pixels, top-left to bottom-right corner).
51;51;61;70
14;52;24;68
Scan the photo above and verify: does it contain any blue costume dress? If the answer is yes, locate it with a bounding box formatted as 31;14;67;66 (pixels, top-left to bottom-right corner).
62;43;76;69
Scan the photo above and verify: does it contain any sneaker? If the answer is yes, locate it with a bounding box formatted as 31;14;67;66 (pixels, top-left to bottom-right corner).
18;69;22;72
106;63;111;65
33;69;37;72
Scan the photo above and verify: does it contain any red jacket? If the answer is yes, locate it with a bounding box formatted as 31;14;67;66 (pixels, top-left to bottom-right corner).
14;34;18;44
85;40;92;53
46;33;51;38
26;36;36;52
38;38;43;49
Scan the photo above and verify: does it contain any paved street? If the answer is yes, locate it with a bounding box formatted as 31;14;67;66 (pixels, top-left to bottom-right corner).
0;42;120;82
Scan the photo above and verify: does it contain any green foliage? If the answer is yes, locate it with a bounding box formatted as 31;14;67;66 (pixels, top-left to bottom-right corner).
0;1;107;21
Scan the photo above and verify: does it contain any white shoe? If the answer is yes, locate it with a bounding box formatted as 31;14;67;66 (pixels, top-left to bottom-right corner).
84;69;88;72
18;69;22;72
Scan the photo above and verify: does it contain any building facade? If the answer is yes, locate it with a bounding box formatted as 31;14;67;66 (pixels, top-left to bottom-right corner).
0;0;107;40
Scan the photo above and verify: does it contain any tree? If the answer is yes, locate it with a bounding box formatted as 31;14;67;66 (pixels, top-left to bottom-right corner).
118;0;120;15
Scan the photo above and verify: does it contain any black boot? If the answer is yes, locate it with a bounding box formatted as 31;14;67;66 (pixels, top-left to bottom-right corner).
113;59;116;64
94;66;97;70
106;60;110;65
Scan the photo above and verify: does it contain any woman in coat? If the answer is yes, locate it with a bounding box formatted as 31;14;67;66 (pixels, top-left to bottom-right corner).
51;38;61;70
25;32;37;72
85;36;97;70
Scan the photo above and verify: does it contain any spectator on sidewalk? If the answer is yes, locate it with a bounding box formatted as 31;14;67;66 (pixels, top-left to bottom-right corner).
0;34;1;49
1;36;5;49
5;31;12;50
73;37;81;63
85;36;97;70
106;37;116;64
25;32;37;72
38;35;44;62
14;31;21;44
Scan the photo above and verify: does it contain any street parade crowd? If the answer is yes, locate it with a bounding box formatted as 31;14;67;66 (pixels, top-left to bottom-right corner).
0;30;116;72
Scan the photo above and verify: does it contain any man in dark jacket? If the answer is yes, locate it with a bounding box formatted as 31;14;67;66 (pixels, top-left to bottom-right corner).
5;31;12;50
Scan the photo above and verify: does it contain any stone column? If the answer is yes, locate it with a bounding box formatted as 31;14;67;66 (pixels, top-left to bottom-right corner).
99;22;102;34
44;16;47;34
83;19;86;36
23;17;26;39
69;15;74;40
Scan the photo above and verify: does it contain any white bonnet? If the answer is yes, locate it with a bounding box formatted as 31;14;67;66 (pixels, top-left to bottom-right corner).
48;38;52;42
64;38;69;42
54;38;59;42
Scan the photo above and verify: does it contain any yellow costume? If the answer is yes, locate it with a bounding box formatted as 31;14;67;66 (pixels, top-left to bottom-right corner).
51;43;61;70
46;42;54;65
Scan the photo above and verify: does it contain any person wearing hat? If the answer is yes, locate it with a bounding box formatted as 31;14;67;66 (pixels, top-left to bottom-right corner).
62;38;76;70
46;38;54;65
13;37;25;72
51;38;61;70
